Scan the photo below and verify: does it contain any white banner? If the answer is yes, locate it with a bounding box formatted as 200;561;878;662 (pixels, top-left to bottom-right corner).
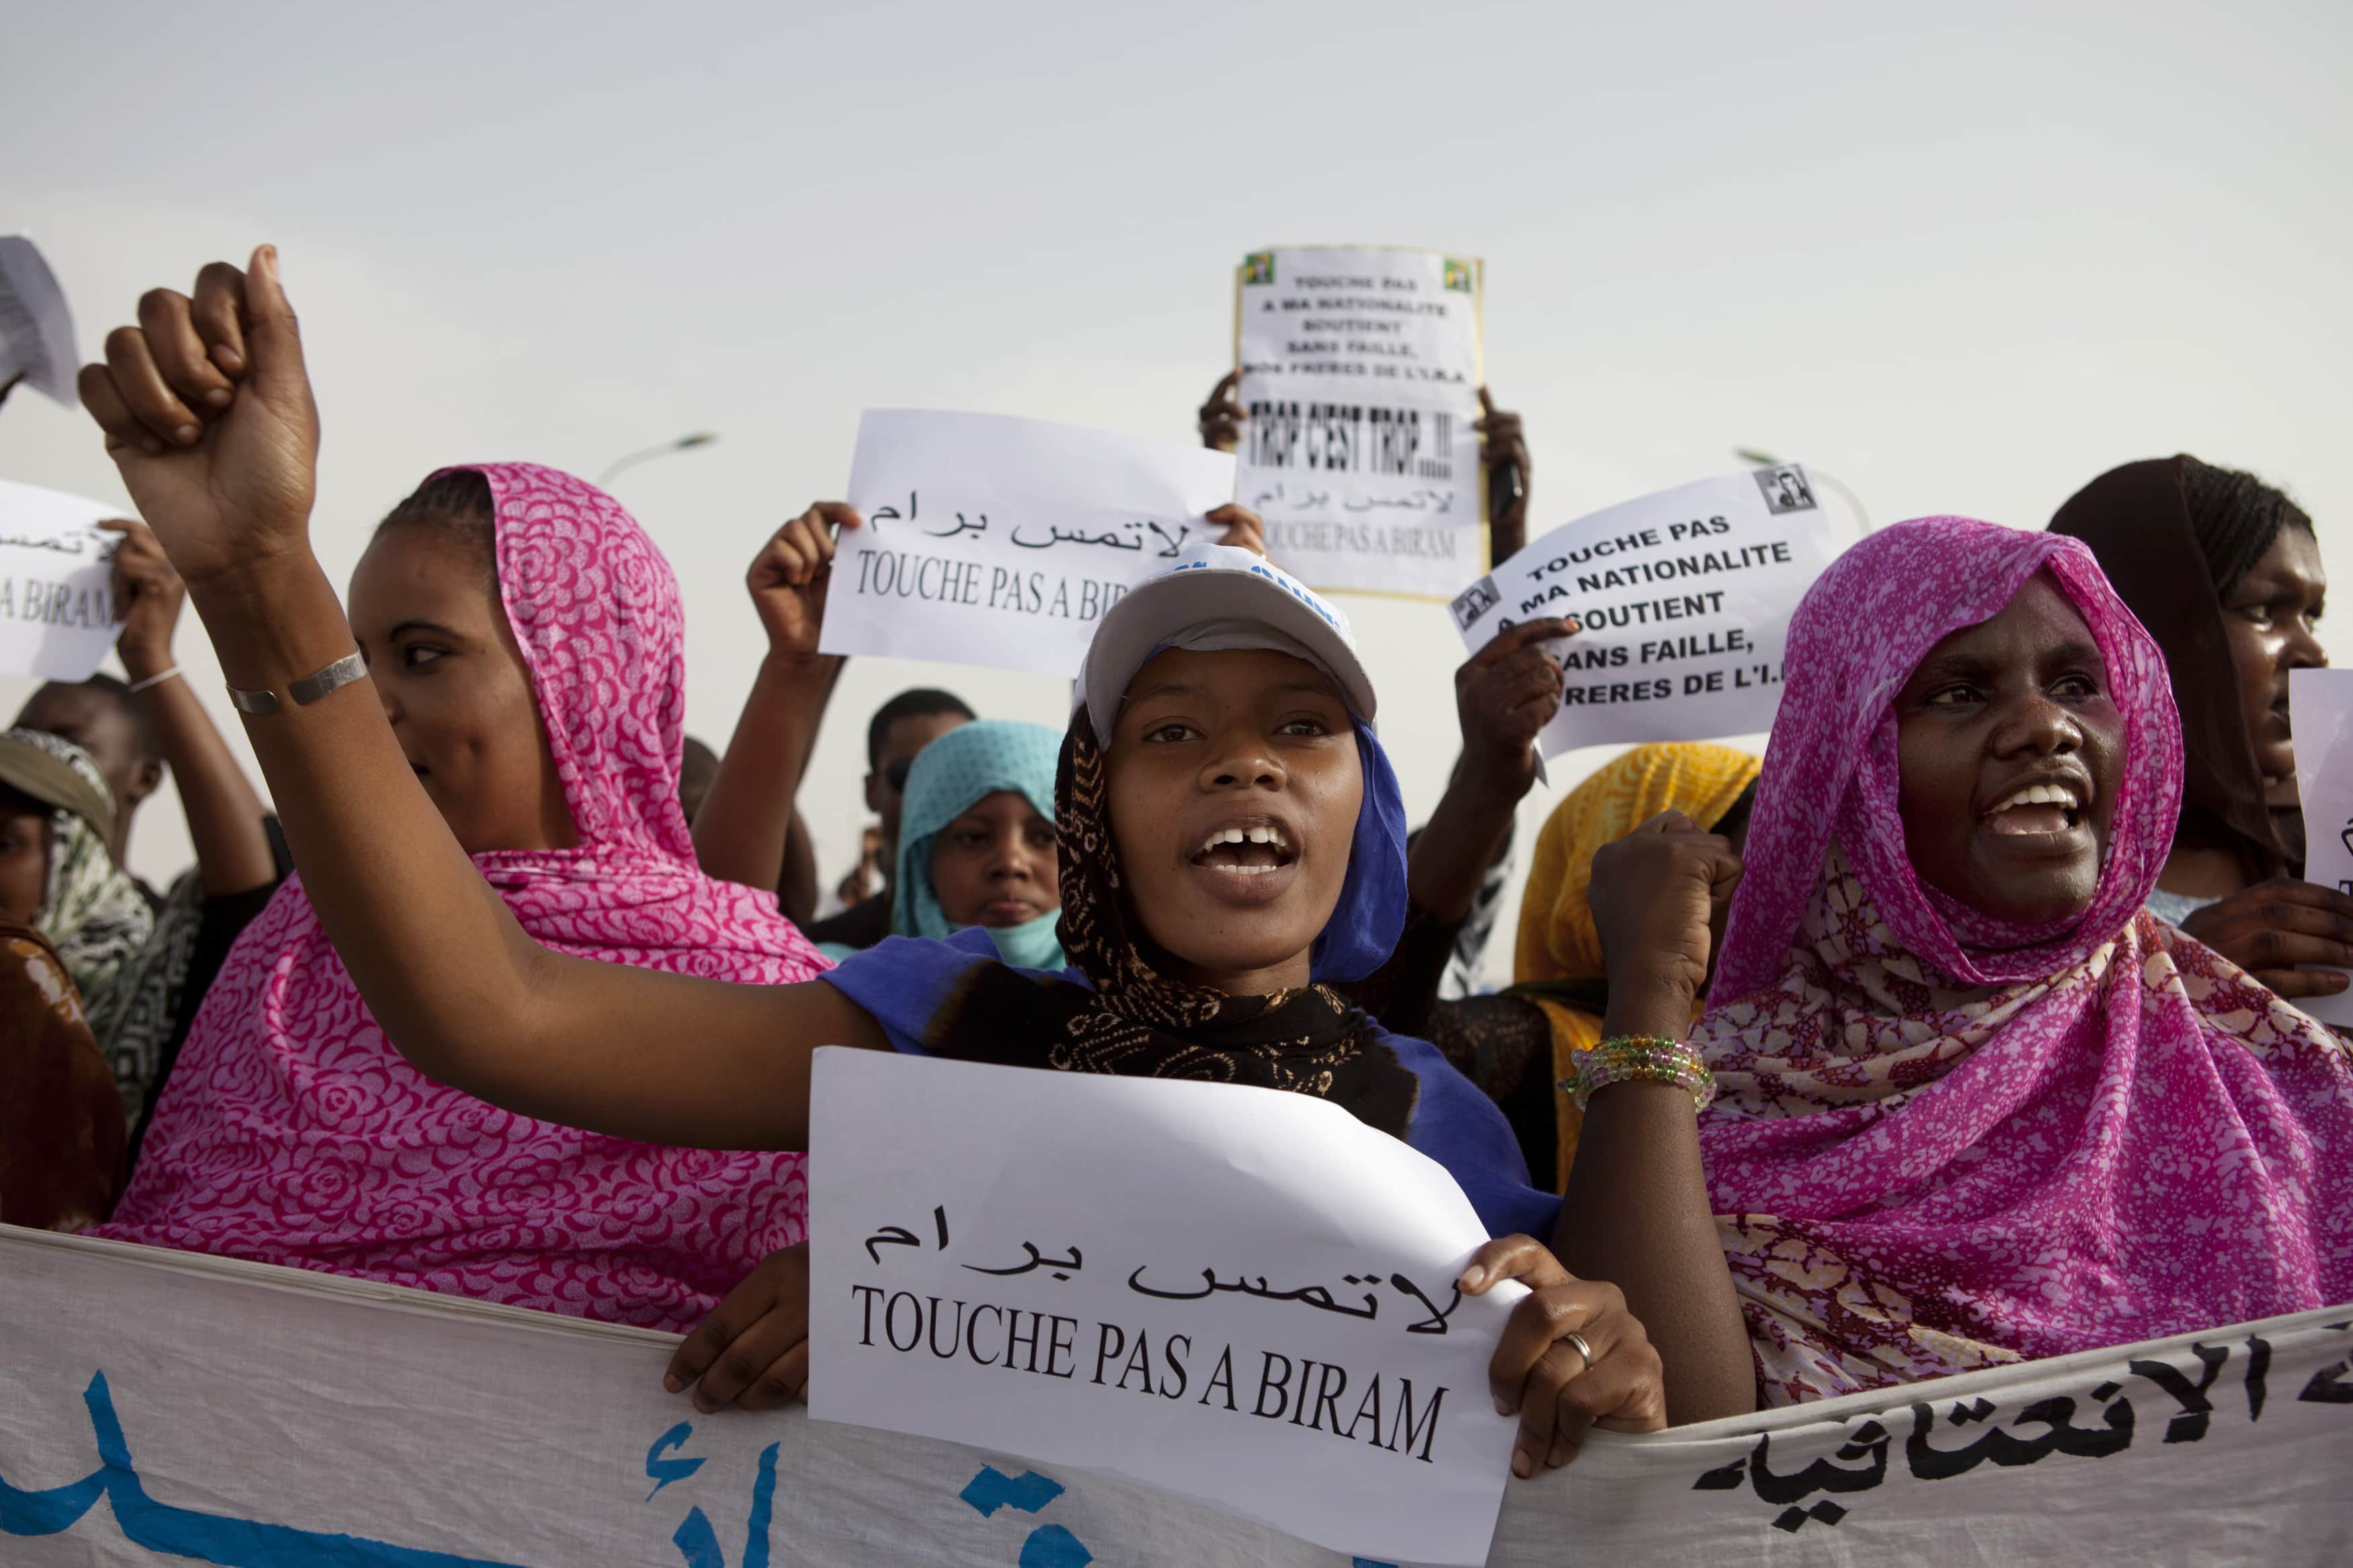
2290;666;2353;1023
3;1227;2351;1565
0;479;120;682
1234;246;1485;597
819;409;1237;678
1448;466;1849;756
806;1048;1520;1566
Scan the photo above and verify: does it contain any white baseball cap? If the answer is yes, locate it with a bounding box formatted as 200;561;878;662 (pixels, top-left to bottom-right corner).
1076;543;1377;741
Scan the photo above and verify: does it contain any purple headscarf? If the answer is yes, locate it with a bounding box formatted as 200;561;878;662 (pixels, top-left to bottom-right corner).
1693;517;2353;1404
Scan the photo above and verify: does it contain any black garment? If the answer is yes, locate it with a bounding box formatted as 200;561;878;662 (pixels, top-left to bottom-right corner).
803;890;891;951
124;820;292;1169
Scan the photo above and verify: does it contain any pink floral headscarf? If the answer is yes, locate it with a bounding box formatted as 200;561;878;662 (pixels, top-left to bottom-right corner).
1694;516;2353;1405
97;464;828;1333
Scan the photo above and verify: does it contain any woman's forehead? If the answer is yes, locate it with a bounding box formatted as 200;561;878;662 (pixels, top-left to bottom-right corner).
1917;571;2100;667
1121;647;1346;708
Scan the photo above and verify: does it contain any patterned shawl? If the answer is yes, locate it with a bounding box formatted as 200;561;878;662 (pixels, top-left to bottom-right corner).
1695;516;2353;1405
4;728;153;1001
923;708;1424;1137
97;464;829;1333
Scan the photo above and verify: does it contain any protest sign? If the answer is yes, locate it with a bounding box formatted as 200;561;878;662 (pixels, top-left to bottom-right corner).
805;1046;1521;1566
0;479;120;682
2289;666;2353;1024
0;235;80;407
4;1225;2350;1567
1234;245;1486;597
818;409;1238;678
1447;465;1849;757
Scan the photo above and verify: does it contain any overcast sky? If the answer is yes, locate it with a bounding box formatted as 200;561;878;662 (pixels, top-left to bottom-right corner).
5;0;2347;978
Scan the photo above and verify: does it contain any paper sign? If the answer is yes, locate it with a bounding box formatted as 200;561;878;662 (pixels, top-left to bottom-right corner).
2289;667;2353;1024
1234;246;1485;597
1448;465;1850;756
805;1047;1523;1566
820;410;1238;677
0;481;120;681
0;236;79;408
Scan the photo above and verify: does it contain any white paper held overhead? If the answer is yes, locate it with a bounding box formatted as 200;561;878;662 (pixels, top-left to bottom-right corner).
0;237;80;409
0;481;121;682
805;1047;1523;1566
1234;246;1486;597
819;410;1238;678
1449;465;1852;756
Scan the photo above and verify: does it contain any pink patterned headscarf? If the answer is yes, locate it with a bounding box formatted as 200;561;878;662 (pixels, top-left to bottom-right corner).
97;464;828;1333
1694;516;2353;1405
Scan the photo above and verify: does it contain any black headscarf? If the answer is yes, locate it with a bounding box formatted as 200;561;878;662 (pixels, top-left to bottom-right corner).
2050;455;2299;880
920;710;1423;1139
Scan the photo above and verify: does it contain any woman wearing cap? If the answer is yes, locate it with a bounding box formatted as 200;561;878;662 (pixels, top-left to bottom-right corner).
83;251;1698;1477
0;728;142;1228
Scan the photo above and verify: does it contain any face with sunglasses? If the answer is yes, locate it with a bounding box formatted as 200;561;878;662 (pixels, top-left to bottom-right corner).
866;710;973;855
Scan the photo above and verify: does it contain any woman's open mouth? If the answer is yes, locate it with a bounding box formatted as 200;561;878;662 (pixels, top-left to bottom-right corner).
1979;780;2086;839
1188;823;1298;876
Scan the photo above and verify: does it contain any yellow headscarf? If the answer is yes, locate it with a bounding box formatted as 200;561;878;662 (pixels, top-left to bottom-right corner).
1513;742;1763;1190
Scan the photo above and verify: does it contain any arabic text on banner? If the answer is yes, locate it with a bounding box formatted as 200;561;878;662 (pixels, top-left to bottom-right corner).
2289;666;2353;1024
0;480;120;682
805;1047;1521;1565
817;409;1236;678
5;1225;2350;1566
1448;465;1849;756
1234;246;1485;598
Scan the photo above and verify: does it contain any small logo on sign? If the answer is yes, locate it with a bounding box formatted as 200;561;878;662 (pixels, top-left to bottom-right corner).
1754;465;1818;515
1241;252;1274;286
1442;257;1474;293
1450;574;1500;631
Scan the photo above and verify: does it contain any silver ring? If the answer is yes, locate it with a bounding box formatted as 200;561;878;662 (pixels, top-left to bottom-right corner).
1563;1331;1595;1373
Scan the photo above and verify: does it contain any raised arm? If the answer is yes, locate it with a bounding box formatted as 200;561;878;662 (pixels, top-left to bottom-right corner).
1409;616;1571;923
107;518;278;895
692;505;850;893
1556;812;1755;1423
79;250;883;1151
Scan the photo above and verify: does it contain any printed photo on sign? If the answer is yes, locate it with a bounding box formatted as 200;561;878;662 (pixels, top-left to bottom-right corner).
818;410;1238;679
1449;466;1854;755
0;480;122;682
806;1048;1522;1567
1233;245;1485;597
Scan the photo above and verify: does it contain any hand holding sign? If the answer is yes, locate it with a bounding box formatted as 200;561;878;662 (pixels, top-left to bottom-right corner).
1470;1235;1666;1478
749;503;859;660
667;1241;813;1412
104;518;187;678
1453;616;1574;801
2174;880;2353;1002
79;247;321;593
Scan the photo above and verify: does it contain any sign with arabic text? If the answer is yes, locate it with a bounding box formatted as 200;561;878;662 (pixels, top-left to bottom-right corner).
805;1047;1522;1566
1449;466;1852;756
0;480;120;681
3;1227;2352;1564
1234;245;1485;597
818;409;1238;677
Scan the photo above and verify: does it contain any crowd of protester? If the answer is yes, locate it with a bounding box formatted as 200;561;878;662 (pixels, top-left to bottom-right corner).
2;243;2347;1485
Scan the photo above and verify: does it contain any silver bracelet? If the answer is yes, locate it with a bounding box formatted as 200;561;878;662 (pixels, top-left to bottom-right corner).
126;665;184;694
228;650;366;716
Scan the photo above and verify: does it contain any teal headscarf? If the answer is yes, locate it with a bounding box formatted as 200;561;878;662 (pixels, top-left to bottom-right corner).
891;719;1066;969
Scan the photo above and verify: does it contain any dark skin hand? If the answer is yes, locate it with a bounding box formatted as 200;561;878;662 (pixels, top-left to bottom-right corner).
1408;617;1572;923
2178;881;2353;999
1476;388;1531;563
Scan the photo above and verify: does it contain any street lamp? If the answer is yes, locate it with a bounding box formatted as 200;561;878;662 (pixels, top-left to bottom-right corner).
1734;447;1872;534
598;431;719;488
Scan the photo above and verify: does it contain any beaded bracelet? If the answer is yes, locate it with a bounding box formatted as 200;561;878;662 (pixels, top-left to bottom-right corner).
1559;1034;1716;1113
